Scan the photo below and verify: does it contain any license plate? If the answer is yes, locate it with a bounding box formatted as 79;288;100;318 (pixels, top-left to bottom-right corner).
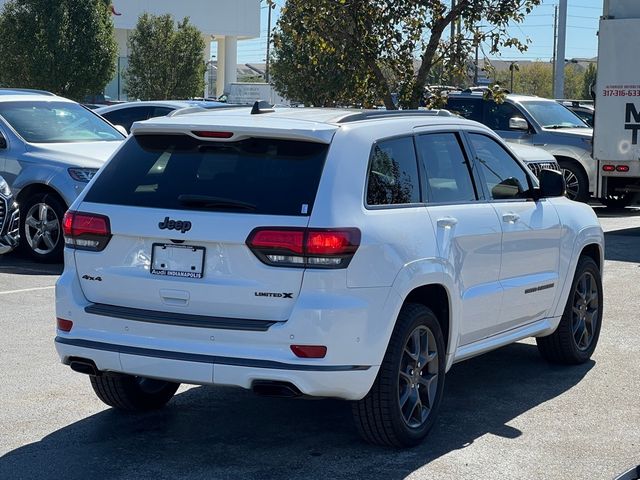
150;243;205;279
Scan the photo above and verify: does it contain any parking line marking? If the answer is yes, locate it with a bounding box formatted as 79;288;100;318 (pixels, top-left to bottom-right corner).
0;285;55;295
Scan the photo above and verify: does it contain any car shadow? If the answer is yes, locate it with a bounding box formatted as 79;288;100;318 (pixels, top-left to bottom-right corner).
593;205;640;218
604;226;640;263
0;251;62;276
0;343;593;480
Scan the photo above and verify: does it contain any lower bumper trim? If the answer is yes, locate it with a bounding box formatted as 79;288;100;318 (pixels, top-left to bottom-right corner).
55;336;371;372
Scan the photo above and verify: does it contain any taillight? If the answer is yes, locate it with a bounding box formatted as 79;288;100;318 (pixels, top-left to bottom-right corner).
63;211;112;251
603;165;616;172
617;165;630;172
246;227;360;269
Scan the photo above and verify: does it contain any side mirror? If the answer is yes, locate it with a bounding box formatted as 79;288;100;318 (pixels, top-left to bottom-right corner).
0;133;6;149
114;125;128;136
536;169;566;199
509;116;529;131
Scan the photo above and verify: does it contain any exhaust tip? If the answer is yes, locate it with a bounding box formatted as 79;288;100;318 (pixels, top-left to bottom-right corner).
69;358;100;376
252;380;302;398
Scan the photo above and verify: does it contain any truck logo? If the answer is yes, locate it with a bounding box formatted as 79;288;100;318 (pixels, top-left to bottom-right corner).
158;217;192;233
625;103;640;145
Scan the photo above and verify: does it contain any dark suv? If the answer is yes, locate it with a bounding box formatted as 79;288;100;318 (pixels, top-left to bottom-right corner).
446;92;594;202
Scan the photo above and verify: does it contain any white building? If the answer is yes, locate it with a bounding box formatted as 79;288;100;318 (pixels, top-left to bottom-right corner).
0;0;261;99
107;0;260;99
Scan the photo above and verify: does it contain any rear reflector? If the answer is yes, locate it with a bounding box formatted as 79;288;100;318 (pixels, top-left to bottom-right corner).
617;165;630;172
57;318;73;332
290;345;327;358
63;211;112;251
247;227;360;269
192;131;234;139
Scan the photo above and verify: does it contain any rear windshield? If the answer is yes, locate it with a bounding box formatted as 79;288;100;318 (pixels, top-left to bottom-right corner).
84;135;329;216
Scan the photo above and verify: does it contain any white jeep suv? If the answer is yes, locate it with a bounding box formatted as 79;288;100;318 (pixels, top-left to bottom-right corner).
55;108;604;447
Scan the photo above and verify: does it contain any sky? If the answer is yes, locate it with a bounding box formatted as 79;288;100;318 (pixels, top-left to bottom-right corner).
236;0;602;65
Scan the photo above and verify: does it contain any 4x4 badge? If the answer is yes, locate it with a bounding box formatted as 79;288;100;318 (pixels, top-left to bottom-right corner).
158;217;192;233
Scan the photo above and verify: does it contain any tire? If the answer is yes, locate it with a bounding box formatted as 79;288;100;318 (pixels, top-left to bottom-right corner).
602;193;634;209
90;374;180;411
536;256;603;364
558;160;589;203
352;303;446;447
20;192;66;263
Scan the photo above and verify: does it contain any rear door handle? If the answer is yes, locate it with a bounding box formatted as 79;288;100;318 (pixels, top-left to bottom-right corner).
502;213;520;224
437;217;458;228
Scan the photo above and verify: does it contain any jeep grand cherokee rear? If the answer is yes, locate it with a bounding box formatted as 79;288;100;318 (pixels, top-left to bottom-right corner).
56;109;603;448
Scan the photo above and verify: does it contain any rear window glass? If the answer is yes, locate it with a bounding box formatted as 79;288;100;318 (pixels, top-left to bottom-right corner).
84;135;329;216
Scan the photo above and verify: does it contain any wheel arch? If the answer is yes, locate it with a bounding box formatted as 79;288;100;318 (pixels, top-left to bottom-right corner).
16;183;68;210
403;284;452;358
579;243;603;271
554;154;593;195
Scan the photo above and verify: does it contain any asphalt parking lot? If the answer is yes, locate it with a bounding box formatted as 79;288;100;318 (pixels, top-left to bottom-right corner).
0;207;638;480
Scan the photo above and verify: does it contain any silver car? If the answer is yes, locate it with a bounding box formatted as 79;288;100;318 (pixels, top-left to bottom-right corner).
447;92;593;202
0;93;125;262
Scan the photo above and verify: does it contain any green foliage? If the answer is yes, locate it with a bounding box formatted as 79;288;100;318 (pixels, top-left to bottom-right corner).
0;0;117;100
125;14;205;100
582;63;597;100
494;62;589;99
271;0;542;109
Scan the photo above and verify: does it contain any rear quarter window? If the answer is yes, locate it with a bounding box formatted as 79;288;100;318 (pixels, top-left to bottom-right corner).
84;135;329;216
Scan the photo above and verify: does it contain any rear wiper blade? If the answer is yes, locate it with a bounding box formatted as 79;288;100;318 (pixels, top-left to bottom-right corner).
177;194;257;211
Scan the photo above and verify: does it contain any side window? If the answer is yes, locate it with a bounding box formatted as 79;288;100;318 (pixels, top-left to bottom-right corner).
416;133;476;203
366;137;421;206
483;101;526;131
468;133;531;200
149;107;174;119
102;106;152;133
446;97;482;122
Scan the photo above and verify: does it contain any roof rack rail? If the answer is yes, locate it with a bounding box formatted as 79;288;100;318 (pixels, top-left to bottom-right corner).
335;109;452;123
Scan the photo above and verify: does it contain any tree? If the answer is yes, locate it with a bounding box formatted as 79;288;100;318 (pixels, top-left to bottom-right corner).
271;0;541;109
0;0;117;100
582;62;597;100
125;14;205;100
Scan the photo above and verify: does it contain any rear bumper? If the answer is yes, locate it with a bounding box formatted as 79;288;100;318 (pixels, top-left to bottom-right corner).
54;336;378;400
55;257;396;400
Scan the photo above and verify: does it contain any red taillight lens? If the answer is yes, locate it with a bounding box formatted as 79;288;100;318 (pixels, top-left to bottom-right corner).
246;227;360;269
63;211;112;251
248;229;304;254
616;165;630;172
603;165;616;172
57;318;73;332
290;345;327;358
192;131;234;139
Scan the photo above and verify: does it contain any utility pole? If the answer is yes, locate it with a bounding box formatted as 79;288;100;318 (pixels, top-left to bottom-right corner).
554;0;568;98
265;1;273;83
552;4;557;88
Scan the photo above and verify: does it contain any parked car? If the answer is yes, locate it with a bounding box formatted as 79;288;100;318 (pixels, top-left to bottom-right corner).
55;108;603;448
557;100;595;127
95;100;241;133
0;175;19;255
0;93;125;262
508;143;561;179
446;92;594;202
